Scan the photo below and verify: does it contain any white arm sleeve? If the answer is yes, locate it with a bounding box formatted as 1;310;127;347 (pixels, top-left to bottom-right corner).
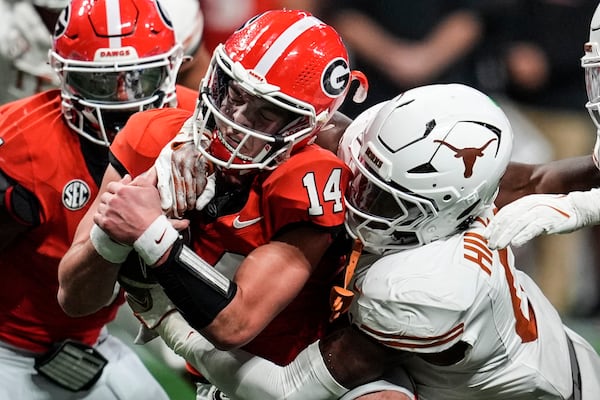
156;312;348;400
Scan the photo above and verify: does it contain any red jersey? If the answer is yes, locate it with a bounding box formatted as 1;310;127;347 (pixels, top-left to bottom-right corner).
111;108;351;364
0;87;197;353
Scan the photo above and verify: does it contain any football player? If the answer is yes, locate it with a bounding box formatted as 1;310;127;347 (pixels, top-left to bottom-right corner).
135;84;600;399
0;0;206;104
58;8;371;399
0;0;198;398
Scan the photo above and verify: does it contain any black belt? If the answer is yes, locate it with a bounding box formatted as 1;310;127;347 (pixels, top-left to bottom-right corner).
34;340;107;392
566;334;582;400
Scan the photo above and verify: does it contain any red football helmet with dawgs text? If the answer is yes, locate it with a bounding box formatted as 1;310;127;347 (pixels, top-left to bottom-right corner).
50;0;184;146
193;9;368;171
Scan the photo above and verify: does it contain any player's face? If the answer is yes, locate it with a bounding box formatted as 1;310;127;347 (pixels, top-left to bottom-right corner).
216;81;293;159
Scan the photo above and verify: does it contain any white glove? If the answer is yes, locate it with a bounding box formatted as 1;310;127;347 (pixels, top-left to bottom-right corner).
484;188;600;249
196;380;230;400
155;122;215;218
126;285;176;330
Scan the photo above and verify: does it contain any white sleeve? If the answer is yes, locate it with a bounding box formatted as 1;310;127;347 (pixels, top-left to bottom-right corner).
156;312;349;400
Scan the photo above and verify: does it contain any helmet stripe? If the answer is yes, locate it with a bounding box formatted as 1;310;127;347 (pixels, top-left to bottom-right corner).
254;16;321;76
106;0;123;48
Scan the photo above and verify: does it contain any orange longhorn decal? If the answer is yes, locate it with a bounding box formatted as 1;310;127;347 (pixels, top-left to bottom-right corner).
434;138;497;178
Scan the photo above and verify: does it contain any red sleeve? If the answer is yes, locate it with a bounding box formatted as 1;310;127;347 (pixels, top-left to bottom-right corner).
110;108;192;177
263;145;351;233
174;84;199;112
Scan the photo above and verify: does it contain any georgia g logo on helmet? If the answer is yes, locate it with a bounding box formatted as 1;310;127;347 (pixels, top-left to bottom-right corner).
53;3;70;39
322;57;350;98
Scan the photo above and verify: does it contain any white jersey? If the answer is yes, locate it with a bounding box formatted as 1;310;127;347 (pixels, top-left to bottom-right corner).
350;209;600;399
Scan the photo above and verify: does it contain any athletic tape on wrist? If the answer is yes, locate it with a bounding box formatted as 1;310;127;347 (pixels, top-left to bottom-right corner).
89;224;132;264
133;214;179;266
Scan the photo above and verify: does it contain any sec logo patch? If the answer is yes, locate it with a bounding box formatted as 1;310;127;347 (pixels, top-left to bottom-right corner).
62;179;91;211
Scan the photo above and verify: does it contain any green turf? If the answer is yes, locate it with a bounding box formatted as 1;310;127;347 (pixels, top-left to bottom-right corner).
107;318;196;399
134;345;196;399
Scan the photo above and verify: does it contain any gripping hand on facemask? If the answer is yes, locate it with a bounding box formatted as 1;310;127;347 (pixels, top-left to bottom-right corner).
484;189;600;249
154;118;215;218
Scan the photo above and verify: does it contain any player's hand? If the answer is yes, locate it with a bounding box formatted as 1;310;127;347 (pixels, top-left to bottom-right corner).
95;172;188;245
484;189;600;249
94;173;162;245
155;131;215;218
126;284;176;331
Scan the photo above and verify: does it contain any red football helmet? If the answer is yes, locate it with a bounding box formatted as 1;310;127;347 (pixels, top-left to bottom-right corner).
193;9;368;171
49;0;184;146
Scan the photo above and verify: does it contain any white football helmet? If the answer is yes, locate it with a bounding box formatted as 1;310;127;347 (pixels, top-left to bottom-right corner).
161;0;203;58
582;3;600;128
340;84;513;255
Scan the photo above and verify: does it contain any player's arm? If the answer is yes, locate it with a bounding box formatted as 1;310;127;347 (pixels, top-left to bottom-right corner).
95;166;340;349
0;168;40;252
497;156;600;208
136;292;413;399
161;314;413;399
200;224;332;349
57;164;127;316
486;156;600;249
157;311;349;399
125;210;332;349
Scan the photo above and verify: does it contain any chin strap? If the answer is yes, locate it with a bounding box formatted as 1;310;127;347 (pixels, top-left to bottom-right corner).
329;239;363;322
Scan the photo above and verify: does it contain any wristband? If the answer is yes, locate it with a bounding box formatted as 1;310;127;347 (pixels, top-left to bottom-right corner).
133;214;179;266
89;224;132;264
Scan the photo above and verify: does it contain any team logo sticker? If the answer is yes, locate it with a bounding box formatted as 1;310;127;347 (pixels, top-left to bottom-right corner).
434;138;498;178
53;4;70;40
321;57;350;98
62;179;91;211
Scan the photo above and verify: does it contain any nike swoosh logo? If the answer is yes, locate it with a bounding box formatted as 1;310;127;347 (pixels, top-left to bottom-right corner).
232;216;263;229
126;293;152;312
155;229;167;244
